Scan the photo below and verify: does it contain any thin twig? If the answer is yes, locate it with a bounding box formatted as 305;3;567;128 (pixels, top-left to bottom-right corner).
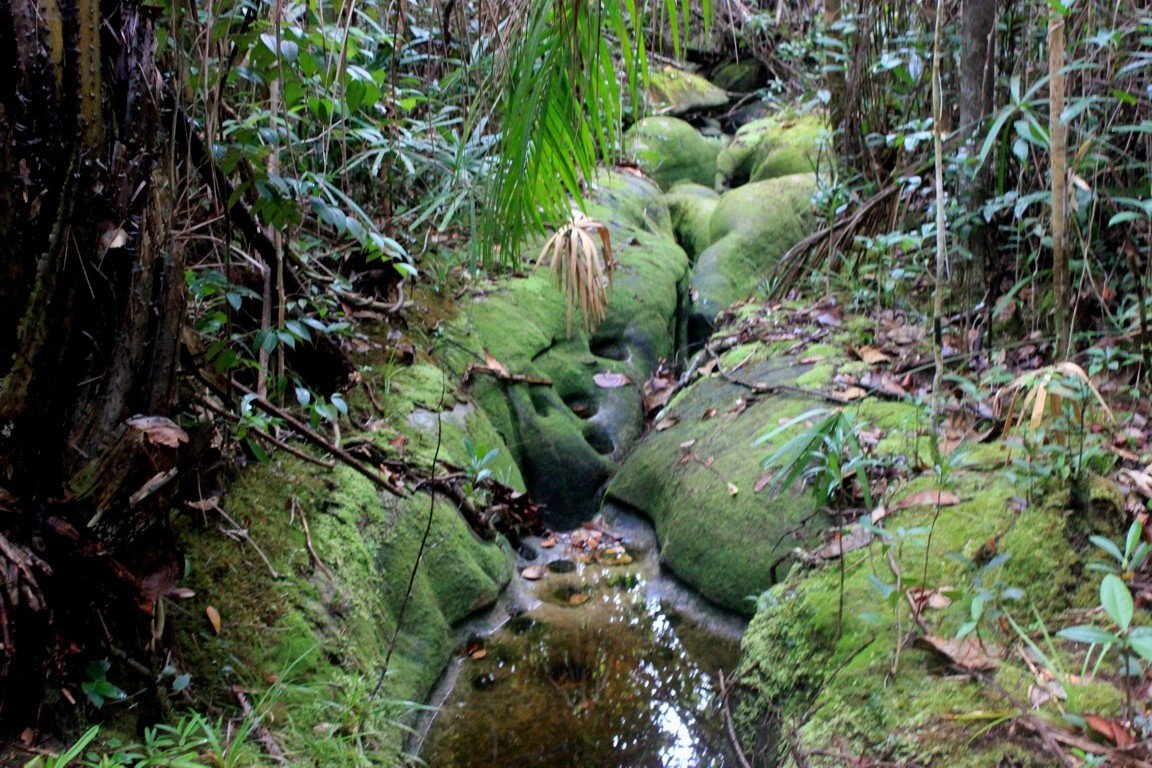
293;496;336;585
717;671;754;768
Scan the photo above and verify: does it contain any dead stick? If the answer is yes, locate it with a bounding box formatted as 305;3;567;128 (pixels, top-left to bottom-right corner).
233;686;288;764
294;497;336;584
230;380;405;496
717;671;754;768
197;396;337;470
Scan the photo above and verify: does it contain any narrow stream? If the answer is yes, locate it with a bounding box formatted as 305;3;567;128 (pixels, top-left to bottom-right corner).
416;506;746;768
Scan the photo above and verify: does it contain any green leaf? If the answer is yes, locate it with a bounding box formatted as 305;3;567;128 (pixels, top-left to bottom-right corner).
1101;574;1134;632
1057;625;1117;645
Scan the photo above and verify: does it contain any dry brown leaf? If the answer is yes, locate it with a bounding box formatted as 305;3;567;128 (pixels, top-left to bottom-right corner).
703;407;718;420
906;587;953;616
914;635;1002;671
654;416;679;431
469;648;488;660
483;351;510;377
521;565;546;581
854;346;892;365
569;593;590;606
834;386;868;402
894;490;961;510
594;372;631;388
540;535;558;549
814;525;873;559
679;439;696;450
206;605;222;635
127;415;189;448
1084;714;1135;747
754;473;773;493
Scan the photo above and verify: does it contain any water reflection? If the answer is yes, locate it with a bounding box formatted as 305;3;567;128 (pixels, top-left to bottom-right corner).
420;549;739;768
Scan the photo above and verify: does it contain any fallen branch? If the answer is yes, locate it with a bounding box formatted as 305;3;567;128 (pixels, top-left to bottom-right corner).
461;363;553;387
229;380;406;497
233;686;288;765
717;671;754;768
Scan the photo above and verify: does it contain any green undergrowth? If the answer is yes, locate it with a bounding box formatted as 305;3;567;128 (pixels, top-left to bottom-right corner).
159;357;520;767
735;415;1120;766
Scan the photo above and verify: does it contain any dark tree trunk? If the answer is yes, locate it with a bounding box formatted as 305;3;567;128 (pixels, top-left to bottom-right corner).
960;0;999;308
0;0;184;723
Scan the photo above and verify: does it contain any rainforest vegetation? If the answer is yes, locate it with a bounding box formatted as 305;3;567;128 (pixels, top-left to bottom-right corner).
1;0;1151;765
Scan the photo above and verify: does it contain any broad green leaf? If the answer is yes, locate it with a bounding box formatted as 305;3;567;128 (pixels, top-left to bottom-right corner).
1101;574;1134;632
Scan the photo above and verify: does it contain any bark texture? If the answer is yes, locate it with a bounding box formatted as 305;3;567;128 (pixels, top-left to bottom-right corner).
0;0;184;722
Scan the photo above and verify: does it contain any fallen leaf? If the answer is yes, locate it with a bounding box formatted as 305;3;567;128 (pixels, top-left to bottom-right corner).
894;490;961;509
483;351;509;377
702;407;718;420
169;587;196;599
569;593;590;606
754;473;773;493
127;415;189;448
540;535;558;549
521;565;546;580
854;346;892;365
100;225;128;253
594;372;631;388
206;605;222;635
1084;714;1136;747
815;312;841;328
833;386;868;402
888;325;925;345
914;635;1002;671
727;482;739;497
654;416;680;431
469;648;488;660
679;439;696;451
815;525;873;559
799;355;825;365
906;587;953;616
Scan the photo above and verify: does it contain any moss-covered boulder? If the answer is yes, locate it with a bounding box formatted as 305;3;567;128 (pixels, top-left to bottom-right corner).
647;64;729;116
664;182;720;260
623;116;722;191
606;357;830;614
735;446;1114;766
711;60;765;93
689;173;816;342
716;114;824;189
175;363;518;767
446;173;690;527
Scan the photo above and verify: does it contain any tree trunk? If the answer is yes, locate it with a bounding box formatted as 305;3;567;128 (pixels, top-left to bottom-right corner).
959;0;999;328
0;0;184;723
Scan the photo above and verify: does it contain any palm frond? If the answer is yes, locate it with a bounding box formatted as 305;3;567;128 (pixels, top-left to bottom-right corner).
536;210;616;335
479;0;700;269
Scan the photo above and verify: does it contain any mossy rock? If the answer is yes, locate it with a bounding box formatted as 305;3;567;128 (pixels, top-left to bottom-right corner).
735;432;1117;766
716;114;825;189
175;457;513;767
444;172;690;526
711;60;765;93
623;116;722;191
605;358;831;614
664;182;720;260
689;173;817;342
647;64;729;116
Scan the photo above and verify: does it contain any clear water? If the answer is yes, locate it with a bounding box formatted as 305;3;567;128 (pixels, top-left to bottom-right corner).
418;510;743;768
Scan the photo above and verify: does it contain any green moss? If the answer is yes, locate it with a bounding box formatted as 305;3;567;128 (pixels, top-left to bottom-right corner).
664;182;720;260
735;428;1100;766
690;174;817;332
716;114;826;189
711;60;764;93
175;458;513;767
623;116;723;190
646;64;729;116
607;359;831;613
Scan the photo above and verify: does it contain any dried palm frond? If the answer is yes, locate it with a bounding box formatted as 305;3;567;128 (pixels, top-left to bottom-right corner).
536;211;616;336
995;362;1114;441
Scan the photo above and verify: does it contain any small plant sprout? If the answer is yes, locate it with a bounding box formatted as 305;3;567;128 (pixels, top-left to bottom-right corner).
1088;520;1151;580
